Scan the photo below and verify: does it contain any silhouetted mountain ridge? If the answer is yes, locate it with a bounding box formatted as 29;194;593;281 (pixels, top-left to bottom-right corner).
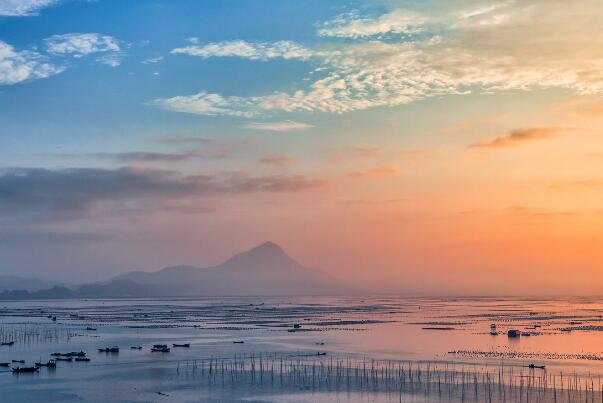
0;242;342;298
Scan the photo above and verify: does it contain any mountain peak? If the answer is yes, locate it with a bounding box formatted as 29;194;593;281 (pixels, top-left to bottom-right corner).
221;241;302;271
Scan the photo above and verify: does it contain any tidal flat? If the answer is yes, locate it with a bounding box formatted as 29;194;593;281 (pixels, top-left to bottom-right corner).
2;297;603;402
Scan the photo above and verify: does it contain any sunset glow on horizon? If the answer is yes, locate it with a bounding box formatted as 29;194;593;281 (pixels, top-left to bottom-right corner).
2;0;603;295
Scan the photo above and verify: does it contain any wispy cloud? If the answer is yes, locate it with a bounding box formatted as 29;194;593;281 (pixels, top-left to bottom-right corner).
0;40;64;85
82;150;229;162
0;0;58;16
142;56;163;64
171;40;314;61
259;154;297;167
469;127;563;148
348;165;400;179
45;33;120;57
0;167;329;221
317;9;428;38
242;120;313;131
153;1;603;119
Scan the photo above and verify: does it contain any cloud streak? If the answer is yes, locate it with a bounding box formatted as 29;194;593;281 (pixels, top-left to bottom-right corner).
242;120;313;131
0;167;328;221
469;127;563;148
171;40;314;61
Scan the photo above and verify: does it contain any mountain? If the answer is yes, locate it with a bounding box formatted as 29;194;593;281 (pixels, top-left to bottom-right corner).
0;275;55;292
0;242;343;299
113;241;339;296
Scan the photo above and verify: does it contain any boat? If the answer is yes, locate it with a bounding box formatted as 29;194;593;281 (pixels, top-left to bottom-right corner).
528;364;546;369
1;341;14;346
490;324;496;329
55;357;73;362
172;343;190;348
521;332;531;336
507;329;521;337
153;344;168;349
490;331;498;335
130;346;142;349
12;367;39;373
12;360;24;363
98;347;119;353
75;357;90;362
0;362;10;367
233;341;244;344
86;327;97;331
151;346;170;352
35;360;56;368
316;352;327;356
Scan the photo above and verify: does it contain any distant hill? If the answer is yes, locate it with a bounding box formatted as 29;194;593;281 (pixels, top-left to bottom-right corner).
0;242;343;299
0;275;55;292
113;241;339;296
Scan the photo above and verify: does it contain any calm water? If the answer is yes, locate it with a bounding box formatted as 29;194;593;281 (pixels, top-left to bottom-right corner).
1;296;603;402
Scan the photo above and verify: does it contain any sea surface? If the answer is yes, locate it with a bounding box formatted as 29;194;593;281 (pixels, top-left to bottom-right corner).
1;296;603;402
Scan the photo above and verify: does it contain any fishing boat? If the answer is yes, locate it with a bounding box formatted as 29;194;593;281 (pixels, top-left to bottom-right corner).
233;341;244;344
35;360;56;368
528;364;546;369
130;346;142;349
86;327;97;331
316;352;327;356
75;357;91;362
0;362;10;367
12;360;24;363
12;367;39;373
151;346;170;352
172;343;190;348
98;347;119;353
1;341;15;346
507;329;521;337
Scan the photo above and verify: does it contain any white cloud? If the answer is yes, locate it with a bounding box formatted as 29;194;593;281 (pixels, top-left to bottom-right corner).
151;0;603;118
45;33;120;57
96;53;122;67
171;40;315;61
142;56;163;64
242;120;314;131
317;9;428;38
0;0;57;16
149;91;257;118
0;41;64;85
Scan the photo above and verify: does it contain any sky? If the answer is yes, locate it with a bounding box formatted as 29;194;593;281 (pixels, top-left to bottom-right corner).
1;0;603;295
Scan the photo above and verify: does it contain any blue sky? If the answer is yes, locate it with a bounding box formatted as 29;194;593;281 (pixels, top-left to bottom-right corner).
2;0;603;294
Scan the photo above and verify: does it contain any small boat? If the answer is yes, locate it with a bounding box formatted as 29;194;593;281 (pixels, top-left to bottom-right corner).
316;352;327;356
55;357;73;362
490;324;496;329
293;324;302;329
98;347;119;353
490;331;498;335
75;357;90;362
1;341;14;346
528;364;546;369
0;362;10;367
315;342;325;345
130;346;142;350
52;316;57;321
521;332;531;336
172;343;190;348
153;344;168;349
151;346;170;352
35;360;56;368
86;327;97;331
233;341;244;344
12;367;39;373
12;360;24;363
507;329;521;337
